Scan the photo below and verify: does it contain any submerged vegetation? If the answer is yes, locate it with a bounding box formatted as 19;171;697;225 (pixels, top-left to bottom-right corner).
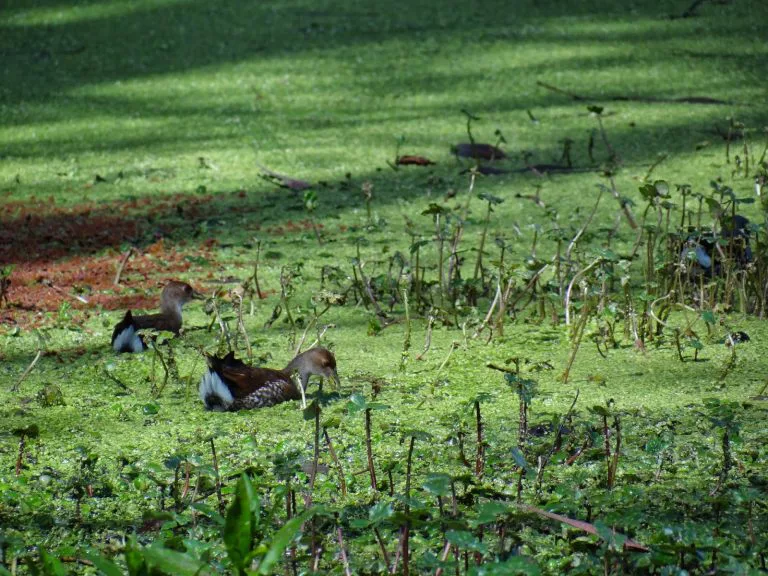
1;0;768;574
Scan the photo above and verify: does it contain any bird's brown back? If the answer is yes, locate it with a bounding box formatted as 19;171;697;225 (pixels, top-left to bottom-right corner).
132;312;183;334
219;364;297;399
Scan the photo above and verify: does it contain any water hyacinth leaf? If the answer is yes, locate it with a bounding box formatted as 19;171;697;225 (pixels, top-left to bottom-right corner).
368;501;394;524
191;503;225;526
421;203;449;217
594;520;627;550
478;192;504;205
12;424;39;438
473;501;511;525
402;428;433;441
467;556;541;576
690;338;704;351
510;447;529;471
302;400;320;421
346;393;367;414
257;509;313;575
423;473;451;497
446;530;488;554
223;474;257;573
409;239;431;254
589;404;610;417
653;180;670;197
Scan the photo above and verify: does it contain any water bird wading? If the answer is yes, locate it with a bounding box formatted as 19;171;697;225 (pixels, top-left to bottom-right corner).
199;347;339;411
111;281;204;353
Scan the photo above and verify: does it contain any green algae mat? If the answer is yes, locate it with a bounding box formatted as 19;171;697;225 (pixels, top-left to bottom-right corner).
1;0;768;573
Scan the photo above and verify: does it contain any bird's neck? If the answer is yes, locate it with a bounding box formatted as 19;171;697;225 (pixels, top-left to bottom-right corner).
160;299;183;323
284;358;310;390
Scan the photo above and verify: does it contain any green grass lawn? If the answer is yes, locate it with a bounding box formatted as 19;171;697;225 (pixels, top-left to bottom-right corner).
1;0;768;573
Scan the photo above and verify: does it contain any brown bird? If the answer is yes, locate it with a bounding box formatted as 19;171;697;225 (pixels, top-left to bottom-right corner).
111;281;204;353
199;347;340;411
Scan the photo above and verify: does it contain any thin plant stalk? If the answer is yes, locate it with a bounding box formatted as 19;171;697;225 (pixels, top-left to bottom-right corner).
324;428;347;497
475;401;484;479
365;408;378;493
209;438;224;515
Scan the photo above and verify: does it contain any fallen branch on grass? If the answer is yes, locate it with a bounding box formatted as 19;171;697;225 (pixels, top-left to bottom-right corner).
518;503;649;552
537;80;735;105
256;163;313;192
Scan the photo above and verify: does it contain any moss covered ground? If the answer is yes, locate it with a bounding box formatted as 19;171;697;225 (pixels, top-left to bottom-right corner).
1;0;768;573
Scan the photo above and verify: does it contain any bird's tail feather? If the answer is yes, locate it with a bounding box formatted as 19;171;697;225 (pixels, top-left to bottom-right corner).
199;369;235;411
112;311;145;353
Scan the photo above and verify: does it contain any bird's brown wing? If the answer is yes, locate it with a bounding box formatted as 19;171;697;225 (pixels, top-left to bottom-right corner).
219;365;293;399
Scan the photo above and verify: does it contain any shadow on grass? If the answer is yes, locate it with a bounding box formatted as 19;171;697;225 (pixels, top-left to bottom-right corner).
1;0;766;272
0;106;762;267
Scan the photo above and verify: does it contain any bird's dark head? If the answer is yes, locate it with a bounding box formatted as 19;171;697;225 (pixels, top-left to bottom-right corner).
160;281;205;313
287;347;340;390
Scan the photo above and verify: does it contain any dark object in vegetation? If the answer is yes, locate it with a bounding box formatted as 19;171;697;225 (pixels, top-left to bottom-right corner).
518;504;649;552
37;384;66;407
396;155;436;166
513;164;593;175
13;424;39;476
111;281;204;353
451;143;507;161
257;163;313;192
725;331;750;346
0;265;11;307
680;215;752;275
460;165;509;176
674;0;729;19
199;347;339;411
536;80;734;105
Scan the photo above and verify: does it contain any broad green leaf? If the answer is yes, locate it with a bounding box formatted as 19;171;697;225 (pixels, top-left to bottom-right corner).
143;545;209;576
257;509;313;575
84;551;124;576
368;501;394;524
223;474;256;572
124;536;147;576
190;503;225;526
39;549;67;576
